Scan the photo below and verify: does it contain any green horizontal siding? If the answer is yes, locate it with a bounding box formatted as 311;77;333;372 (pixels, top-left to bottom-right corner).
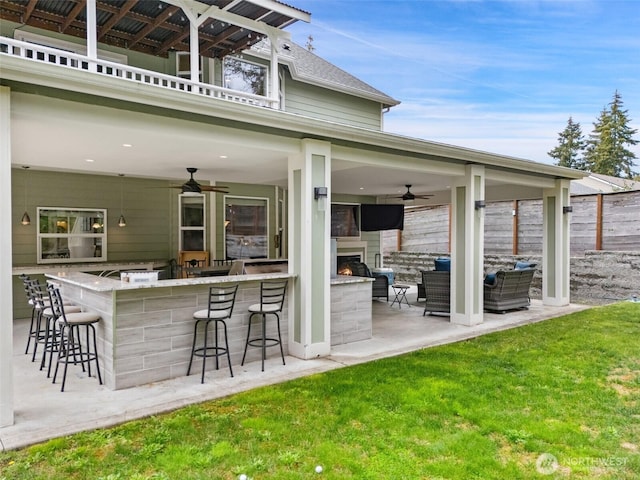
283;71;383;130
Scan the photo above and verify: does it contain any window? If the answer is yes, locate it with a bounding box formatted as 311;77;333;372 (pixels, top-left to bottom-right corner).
225;196;268;259
223;56;267;96
179;194;205;251
176;52;202;80
37;208;107;263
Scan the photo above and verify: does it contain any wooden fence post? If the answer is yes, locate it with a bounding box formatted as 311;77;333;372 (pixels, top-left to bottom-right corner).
596;193;603;250
512;200;519;255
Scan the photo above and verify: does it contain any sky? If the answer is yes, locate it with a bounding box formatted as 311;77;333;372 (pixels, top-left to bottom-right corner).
286;0;640;168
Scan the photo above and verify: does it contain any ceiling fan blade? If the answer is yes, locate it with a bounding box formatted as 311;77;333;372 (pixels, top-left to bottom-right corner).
200;185;229;193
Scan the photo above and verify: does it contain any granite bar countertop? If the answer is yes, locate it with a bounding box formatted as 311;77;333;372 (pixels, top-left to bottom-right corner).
46;271;294;292
13;260;167;275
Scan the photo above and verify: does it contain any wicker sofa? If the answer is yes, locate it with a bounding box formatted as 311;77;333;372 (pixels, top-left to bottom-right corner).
483;268;535;313
421;270;451;315
348;262;389;301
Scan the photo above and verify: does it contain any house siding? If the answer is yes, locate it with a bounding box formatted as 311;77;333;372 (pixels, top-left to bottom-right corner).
282;69;383;130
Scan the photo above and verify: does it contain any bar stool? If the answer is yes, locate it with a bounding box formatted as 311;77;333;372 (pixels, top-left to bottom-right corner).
241;279;287;372
48;284;103;392
28;280;81;373
187;284;238;383
19;274;38;355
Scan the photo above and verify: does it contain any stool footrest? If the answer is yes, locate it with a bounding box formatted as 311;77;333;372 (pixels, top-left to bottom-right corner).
247;337;281;348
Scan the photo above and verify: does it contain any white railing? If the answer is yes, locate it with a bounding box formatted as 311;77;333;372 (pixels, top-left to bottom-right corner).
0;36;277;109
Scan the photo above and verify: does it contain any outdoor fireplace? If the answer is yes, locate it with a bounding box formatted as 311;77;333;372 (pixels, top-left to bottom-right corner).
337;254;362;276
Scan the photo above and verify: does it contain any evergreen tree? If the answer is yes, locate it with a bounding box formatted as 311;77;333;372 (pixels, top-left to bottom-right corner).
584;90;638;178
548;116;586;169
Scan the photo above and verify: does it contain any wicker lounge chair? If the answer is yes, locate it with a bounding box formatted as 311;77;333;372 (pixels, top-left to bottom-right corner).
421;270;450;315
348;262;389;301
483;268;535;313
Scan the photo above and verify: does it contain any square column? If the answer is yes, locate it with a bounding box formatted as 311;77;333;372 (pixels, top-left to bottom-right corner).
543;180;571;306
450;165;485;326
0;86;14;427
287;139;332;359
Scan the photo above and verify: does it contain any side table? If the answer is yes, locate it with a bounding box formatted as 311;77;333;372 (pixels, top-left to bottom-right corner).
390;284;411;309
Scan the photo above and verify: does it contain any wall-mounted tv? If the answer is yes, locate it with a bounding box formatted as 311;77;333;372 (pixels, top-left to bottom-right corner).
360;204;404;231
331;203;359;238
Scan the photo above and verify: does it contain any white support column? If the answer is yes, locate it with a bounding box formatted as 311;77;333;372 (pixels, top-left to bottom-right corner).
450;165;485;326
86;0;97;72
542;179;571;306
269;33;281;107
287;139;332;359
189;22;200;82
0;86;14;427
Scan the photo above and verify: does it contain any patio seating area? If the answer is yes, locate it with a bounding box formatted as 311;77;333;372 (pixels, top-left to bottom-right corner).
1;286;589;452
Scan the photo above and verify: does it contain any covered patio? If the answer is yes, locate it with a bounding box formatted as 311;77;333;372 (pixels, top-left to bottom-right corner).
1;292;589;451
1;0;587;431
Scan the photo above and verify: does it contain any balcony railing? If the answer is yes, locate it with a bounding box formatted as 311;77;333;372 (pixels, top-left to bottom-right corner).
0;36;277;109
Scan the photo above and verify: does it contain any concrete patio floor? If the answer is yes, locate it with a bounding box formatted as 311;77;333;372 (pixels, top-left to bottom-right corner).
1;286;590;451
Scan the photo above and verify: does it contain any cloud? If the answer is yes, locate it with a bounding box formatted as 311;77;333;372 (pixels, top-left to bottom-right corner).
289;1;640;169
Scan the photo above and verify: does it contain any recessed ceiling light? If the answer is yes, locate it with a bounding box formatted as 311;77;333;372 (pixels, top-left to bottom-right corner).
85;159;95;163
359;187;364;190
219;155;228;159
122;143;132;148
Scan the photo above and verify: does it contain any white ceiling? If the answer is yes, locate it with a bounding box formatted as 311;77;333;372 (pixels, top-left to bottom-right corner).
10;92;547;203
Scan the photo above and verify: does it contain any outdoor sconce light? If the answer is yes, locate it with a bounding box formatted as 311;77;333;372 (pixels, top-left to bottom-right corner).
314;186;328;200
474;200;486;210
314;186;328;211
117;174;127;227
21;166;31;225
563;206;573;214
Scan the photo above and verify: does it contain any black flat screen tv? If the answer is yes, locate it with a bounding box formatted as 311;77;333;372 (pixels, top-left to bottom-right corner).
360;204;404;231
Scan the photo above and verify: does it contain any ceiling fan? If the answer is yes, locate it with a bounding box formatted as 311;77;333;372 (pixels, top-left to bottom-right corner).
392;185;434;201
171;168;228;194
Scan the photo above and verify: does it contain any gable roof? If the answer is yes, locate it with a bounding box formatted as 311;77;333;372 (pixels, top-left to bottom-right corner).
253;39;400;109
571;172;640;195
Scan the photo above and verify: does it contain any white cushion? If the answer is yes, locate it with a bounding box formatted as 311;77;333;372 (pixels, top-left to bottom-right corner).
57;311;100;325
193;309;231;320
248;304;281;313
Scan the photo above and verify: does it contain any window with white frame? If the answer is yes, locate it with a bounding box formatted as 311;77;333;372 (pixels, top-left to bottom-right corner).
37;207;107;263
225;196;268;259
176;52;202;81
179;194;206;251
223;56;267;96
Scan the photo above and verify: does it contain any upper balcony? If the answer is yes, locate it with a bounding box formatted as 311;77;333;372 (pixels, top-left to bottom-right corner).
0;36;276;109
0;1;312;110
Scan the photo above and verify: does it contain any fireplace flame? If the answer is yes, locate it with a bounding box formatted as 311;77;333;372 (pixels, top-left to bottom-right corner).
338;266;353;276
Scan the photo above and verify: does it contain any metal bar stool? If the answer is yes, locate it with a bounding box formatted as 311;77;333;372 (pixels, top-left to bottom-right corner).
241;279;287;372
48;284;103;392
19;274;38;355
187;284;238;383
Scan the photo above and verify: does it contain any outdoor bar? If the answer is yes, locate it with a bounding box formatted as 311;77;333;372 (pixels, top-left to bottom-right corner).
44;270;372;390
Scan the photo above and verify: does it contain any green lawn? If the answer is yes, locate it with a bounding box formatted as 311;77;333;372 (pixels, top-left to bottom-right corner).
1;302;639;479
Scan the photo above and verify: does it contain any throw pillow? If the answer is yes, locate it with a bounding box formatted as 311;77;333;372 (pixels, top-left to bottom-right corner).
514;261;536;270
434;257;451;271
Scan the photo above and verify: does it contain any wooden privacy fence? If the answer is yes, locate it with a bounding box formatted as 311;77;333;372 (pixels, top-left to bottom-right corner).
382;190;640;255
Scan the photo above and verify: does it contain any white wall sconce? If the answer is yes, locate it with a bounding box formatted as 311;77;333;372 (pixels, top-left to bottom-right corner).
474;200;486;210
314;186;328;211
563;206;573;214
